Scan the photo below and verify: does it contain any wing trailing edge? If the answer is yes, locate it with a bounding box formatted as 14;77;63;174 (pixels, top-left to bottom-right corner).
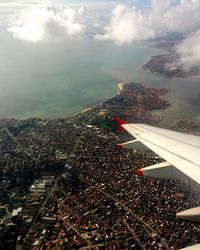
136;162;192;181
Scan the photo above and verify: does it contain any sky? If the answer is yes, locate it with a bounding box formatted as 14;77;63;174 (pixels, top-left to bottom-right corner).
1;0;200;69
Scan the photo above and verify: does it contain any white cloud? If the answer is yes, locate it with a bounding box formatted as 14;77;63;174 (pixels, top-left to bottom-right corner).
94;0;200;68
158;0;200;34
97;0;200;43
95;4;155;44
7;5;85;42
5;0;200;69
176;30;200;70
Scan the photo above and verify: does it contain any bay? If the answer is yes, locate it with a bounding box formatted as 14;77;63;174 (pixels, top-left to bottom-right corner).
0;31;200;123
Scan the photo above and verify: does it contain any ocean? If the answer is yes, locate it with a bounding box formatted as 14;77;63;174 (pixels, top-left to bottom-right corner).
1;31;200;123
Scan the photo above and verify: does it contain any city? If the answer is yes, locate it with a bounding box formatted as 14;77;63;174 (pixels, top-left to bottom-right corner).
1;83;200;249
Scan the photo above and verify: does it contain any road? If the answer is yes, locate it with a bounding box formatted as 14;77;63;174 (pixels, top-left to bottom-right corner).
3;127;36;161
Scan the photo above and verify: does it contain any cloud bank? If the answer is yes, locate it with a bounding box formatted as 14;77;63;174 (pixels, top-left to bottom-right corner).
95;4;155;44
7;5;85;42
6;0;200;68
9;1;200;43
96;0;200;69
176;30;200;70
97;0;200;43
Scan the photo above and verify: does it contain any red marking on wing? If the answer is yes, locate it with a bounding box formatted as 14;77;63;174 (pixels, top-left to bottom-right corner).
137;168;144;177
113;117;128;133
117;144;123;149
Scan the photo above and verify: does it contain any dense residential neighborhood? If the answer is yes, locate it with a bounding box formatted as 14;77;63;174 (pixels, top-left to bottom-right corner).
0;83;200;249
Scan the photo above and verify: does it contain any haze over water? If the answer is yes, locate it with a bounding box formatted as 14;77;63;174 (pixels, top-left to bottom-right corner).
0;31;156;118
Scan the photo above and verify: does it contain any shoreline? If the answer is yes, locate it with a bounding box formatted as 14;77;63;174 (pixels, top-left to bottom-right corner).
0;82;172;132
1;83;127;122
1;82;199;250
143;45;200;79
63;82;127;119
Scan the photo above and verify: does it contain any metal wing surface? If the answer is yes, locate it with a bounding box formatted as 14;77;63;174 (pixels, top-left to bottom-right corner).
122;123;200;185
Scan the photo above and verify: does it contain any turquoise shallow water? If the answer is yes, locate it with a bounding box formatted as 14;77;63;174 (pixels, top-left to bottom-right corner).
0;31;200;121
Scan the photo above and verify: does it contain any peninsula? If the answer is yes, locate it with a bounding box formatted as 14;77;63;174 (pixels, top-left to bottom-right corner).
142;37;200;78
0;83;200;250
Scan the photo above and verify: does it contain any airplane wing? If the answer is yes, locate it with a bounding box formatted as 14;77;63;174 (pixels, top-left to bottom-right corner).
181;245;200;250
114;118;200;225
114;119;200;185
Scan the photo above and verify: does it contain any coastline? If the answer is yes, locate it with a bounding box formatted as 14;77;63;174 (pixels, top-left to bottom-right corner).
2;83;126;121
1;82;199;250
68;82;126;117
143;44;200;79
0;82;170;126
53;81;169;124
